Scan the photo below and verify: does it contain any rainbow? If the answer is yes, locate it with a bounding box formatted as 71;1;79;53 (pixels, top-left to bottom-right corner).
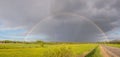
24;12;109;42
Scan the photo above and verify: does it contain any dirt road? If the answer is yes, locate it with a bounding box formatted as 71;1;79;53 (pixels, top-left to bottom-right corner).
100;45;120;57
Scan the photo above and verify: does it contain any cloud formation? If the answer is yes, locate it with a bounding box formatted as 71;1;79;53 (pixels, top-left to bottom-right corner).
0;0;120;42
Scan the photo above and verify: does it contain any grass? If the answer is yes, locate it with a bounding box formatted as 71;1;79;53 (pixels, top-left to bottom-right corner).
107;44;120;48
0;48;46;57
67;44;97;55
85;46;102;57
43;46;74;57
0;43;43;49
0;43;97;57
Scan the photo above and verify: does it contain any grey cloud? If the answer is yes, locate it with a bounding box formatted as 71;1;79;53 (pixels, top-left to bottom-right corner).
29;15;103;42
51;0;120;32
0;0;120;42
0;0;51;28
52;0;87;13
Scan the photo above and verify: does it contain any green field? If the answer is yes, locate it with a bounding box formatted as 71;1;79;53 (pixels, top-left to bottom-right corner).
107;44;120;48
0;43;100;57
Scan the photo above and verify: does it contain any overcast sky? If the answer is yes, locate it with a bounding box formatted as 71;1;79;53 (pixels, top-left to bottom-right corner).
0;0;120;42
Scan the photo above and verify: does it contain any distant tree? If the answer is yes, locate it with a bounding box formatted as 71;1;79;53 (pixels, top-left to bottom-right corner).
2;40;13;43
106;40;120;44
35;40;44;47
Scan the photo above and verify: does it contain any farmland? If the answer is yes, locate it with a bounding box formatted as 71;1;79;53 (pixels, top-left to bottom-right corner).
107;44;120;48
0;43;100;57
1;42;120;57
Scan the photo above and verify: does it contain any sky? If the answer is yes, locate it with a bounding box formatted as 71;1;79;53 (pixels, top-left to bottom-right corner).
0;0;120;42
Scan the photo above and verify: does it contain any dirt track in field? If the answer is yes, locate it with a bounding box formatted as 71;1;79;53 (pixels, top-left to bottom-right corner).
100;45;120;57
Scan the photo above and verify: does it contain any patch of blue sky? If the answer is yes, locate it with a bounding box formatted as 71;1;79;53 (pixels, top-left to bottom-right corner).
107;28;120;35
0;29;26;35
0;28;26;40
0;26;48;41
0;34;39;41
0;32;48;41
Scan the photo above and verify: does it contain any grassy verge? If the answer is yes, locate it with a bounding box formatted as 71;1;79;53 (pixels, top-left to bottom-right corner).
85;46;102;57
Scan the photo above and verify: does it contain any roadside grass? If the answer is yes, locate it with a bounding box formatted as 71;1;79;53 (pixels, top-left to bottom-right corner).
85;46;102;57
107;44;120;48
0;43;97;57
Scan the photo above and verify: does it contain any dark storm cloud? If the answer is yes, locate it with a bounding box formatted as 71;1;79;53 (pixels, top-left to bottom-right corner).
51;0;87;13
52;0;120;32
31;15;101;42
0;0;120;42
